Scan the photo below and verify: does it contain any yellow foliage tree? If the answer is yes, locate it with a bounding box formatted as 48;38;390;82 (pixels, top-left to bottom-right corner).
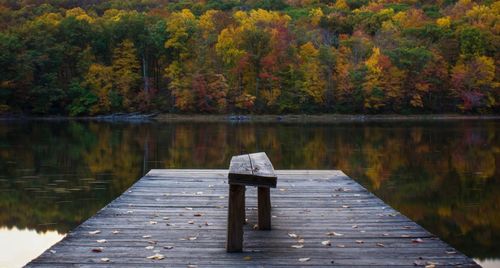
299;42;325;104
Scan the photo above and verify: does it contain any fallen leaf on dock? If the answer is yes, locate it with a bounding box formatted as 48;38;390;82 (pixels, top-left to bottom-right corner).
49;250;56;254
112;230;120;234
356;240;364;244
326;232;343;236
297;238;305;243
291;244;304;249
336;244;345;248
193;213;203;217
96;239;107;243
145;246;154;250
204;222;210;226
188;236;198;241
446;251;456;254
321;240;331;246
164;246;174;249
91;247;103;253
352;225;358;229
142;235;152;238
412;238;423;243
188;220;195;224
100;258;110;262
149;221;157;225
147;240;157;245
288;233;298;238
342;205;350;208
88;230;101;235
376;243;385;247
185;207;193;210
243;256;252;261
187;265;197;268
299;258;310;262
147;253;165;260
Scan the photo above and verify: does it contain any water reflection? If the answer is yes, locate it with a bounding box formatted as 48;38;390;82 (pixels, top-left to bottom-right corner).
0;120;498;266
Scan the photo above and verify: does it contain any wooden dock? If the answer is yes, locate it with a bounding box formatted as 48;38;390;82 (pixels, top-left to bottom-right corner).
27;170;478;267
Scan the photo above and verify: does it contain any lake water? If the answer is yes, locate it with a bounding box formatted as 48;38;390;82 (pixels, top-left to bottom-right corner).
0;119;498;267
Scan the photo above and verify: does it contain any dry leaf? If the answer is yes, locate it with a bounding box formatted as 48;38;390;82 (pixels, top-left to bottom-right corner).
321;240;331;246
425;265;436;268
185;207;193;210
376;243;385;247
147;240;157;245
188;220;194;224
412;238;423;243
243;256;252;261
291;244;304;249
112;230;120;234
142;235;152;238
299;258;310;262
326;232;343;237
383;233;389;236
401;234;410;238
288;233;298;238
351;225;358;229
194;213;203;217
96;239;107;243
336;244;345;248
204;222;210;226
91;247;103;253
164;246;174;249
446;250;456;254
101;258;110;262
146;253;165;260
145;246;154;250
89;230;101;235
356;240;364;244
49;250;56;254
297;238;305;243
149;221;157;225
188;236;197;241
342;205;350;208
187;265;198;268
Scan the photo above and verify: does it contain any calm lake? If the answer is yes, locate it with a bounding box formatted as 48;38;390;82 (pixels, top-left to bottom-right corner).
0;119;498;267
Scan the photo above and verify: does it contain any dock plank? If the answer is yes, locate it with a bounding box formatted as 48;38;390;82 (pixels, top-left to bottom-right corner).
27;170;478;267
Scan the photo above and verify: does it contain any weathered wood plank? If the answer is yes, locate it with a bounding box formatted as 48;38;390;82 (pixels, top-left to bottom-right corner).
26;170;479;267
228;152;277;187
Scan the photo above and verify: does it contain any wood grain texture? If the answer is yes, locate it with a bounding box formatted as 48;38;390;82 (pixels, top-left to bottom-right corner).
227;184;245;252
26;169;479;267
228;152;277;187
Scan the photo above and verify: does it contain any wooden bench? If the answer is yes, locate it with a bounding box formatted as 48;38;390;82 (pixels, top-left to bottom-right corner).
226;152;277;252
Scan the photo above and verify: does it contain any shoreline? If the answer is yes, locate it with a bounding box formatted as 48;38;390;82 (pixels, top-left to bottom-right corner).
155;114;500;123
2;113;499;123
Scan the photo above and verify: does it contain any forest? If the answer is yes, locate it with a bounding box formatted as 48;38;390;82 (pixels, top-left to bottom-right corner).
0;0;498;115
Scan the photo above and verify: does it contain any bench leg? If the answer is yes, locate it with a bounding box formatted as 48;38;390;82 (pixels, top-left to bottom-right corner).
258;187;271;230
227;184;245;252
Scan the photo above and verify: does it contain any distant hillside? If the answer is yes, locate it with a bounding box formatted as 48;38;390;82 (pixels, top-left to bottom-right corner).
0;0;498;115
